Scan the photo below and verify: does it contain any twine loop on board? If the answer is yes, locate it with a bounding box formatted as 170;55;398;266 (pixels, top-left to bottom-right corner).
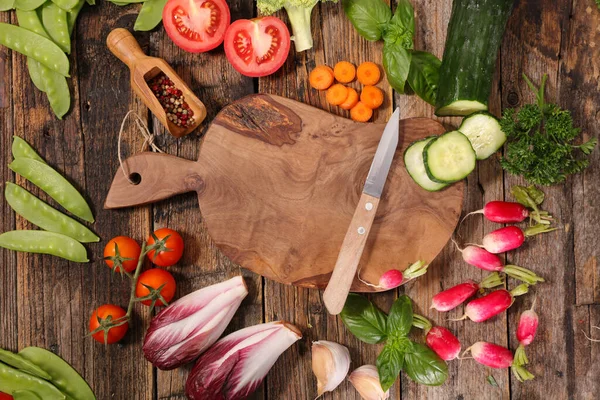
118;110;164;184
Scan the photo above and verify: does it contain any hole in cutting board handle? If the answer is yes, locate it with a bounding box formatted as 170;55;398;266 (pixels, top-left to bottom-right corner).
129;172;142;185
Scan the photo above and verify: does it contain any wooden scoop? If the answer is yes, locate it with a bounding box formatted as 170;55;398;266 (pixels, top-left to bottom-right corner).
106;28;207;138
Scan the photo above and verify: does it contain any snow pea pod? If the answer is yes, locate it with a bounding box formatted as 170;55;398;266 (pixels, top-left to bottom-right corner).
67;0;85;35
12;391;42;400
51;0;79;12
13;0;44;11
0;231;88;262
0;349;51;380
42;2;70;53
12;136;46;163
15;9;51;92
0;0;14;11
9;158;94;222
27;59;47;91
19;347;96;400
40;63;70;118
5;183;99;243
0;361;66;399
0;23;70;77
134;0;167;31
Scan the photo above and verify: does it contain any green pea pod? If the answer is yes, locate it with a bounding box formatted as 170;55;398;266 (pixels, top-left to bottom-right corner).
42;2;70;54
0;23;70;77
13;0;44;11
109;0;145;3
67;0;85;35
5;183;99;243
40;63;70;118
110;1;128;4
0;349;51;380
0;0;15;12
0;361;66;399
0;230;89;262
12;390;42;400
134;0;167;31
27;59;46;91
19;347;96;400
9;158;94;222
85;0;93;4
51;0;80;12
15;8;50;38
12;136;46;163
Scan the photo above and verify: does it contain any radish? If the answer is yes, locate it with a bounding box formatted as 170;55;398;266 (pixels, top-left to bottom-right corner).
463;342;513;369
456;284;530;323
462;200;554;226
430;272;504;312
357;260;428;290
412;315;461;361
514;299;539;367
482;225;557;254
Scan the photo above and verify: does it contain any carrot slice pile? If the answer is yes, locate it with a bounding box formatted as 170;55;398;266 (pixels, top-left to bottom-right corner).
350;102;373;122
360;85;384;109
333;61;356;83
357;62;381;86
309;66;335;90
326;84;349;106
340;87;359;110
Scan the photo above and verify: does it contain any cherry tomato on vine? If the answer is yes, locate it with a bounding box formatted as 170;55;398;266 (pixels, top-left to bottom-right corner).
146;228;184;267
135;269;177;307
223;17;291;77
89;305;129;345
0;393;14;400
163;0;230;53
103;236;141;273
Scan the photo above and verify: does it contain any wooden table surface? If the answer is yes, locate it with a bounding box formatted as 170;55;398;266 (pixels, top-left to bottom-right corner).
1;0;599;399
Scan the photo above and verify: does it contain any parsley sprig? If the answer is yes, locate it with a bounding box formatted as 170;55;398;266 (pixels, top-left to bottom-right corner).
500;74;597;186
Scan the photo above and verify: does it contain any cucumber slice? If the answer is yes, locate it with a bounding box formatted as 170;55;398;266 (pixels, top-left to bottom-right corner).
458;112;506;160
404;137;448;192
435;100;487;117
424;131;476;183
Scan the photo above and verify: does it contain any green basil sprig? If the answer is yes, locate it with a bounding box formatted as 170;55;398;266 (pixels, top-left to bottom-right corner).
341;294;448;390
343;0;440;105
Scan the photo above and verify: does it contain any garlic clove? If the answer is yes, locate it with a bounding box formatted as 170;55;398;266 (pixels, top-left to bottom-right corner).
349;365;390;400
311;340;351;396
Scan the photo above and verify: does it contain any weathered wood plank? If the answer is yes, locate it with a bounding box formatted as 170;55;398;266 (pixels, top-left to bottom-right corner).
259;2;399;399
501;1;575;398
76;4;154;399
149;1;261;398
572;304;600;399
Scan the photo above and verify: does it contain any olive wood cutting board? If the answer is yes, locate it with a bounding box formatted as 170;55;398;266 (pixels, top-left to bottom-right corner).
105;94;464;291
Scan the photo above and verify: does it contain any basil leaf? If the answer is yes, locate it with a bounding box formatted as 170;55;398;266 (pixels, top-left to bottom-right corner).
342;0;392;41
387;295;413;337
407;51;441;106
376;344;404;392
403;343;448;386
340;294;388;344
383;42;412;93
391;0;414;36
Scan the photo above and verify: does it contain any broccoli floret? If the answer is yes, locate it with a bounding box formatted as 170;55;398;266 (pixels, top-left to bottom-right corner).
257;0;338;52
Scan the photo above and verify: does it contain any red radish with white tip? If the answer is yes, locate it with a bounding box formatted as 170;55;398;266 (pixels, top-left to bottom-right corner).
455;284;530;323
430;272;504;312
514;299;539;370
463;342;514;369
466;201;529;223
482;226;525;253
358;260;429;290
412;315;461;361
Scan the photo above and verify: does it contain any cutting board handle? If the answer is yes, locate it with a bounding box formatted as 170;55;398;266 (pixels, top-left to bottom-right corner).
104;152;202;209
107;28;147;69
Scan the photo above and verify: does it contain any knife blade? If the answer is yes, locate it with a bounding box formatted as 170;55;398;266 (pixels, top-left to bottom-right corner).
323;108;401;315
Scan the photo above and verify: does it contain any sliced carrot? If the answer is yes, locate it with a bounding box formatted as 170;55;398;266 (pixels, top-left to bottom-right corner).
333;61;356;83
357;62;381;86
350;102;373;122
326;84;349;106
340;87;359;110
360;85;384;109
309;66;334;90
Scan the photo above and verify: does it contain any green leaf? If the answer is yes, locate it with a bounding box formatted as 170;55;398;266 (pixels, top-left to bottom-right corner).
342;0;392;41
487;375;498;387
376;344;405;391
407;51;441;106
403;343;448;386
340;294;388;344
383;42;412;93
391;0;414;35
387;295;413;337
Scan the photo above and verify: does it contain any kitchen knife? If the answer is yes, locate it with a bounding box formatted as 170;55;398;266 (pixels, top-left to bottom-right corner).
323;108;401;315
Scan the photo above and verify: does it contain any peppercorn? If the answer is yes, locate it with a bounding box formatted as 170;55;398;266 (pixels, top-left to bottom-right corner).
147;73;196;129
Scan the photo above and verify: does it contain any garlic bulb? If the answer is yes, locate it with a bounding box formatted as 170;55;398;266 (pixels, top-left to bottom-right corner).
311;340;351;396
348;365;389;400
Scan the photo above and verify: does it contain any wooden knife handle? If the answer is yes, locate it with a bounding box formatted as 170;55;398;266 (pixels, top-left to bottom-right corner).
323;193;381;314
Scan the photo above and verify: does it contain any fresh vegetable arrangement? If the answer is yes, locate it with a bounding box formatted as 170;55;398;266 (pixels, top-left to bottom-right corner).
342;0;440;105
0;0;91;118
0;137;97;262
0;346;95;399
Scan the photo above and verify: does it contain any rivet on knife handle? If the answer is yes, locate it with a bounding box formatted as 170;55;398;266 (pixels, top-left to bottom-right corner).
323;193;380;314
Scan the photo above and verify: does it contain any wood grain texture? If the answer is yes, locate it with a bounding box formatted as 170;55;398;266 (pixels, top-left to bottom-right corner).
105;95;464;292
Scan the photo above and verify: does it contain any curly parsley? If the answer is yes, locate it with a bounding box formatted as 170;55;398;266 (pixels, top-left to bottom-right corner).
500;74;597;186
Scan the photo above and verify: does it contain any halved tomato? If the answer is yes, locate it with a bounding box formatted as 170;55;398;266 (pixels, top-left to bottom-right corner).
224;17;291;77
163;0;230;53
